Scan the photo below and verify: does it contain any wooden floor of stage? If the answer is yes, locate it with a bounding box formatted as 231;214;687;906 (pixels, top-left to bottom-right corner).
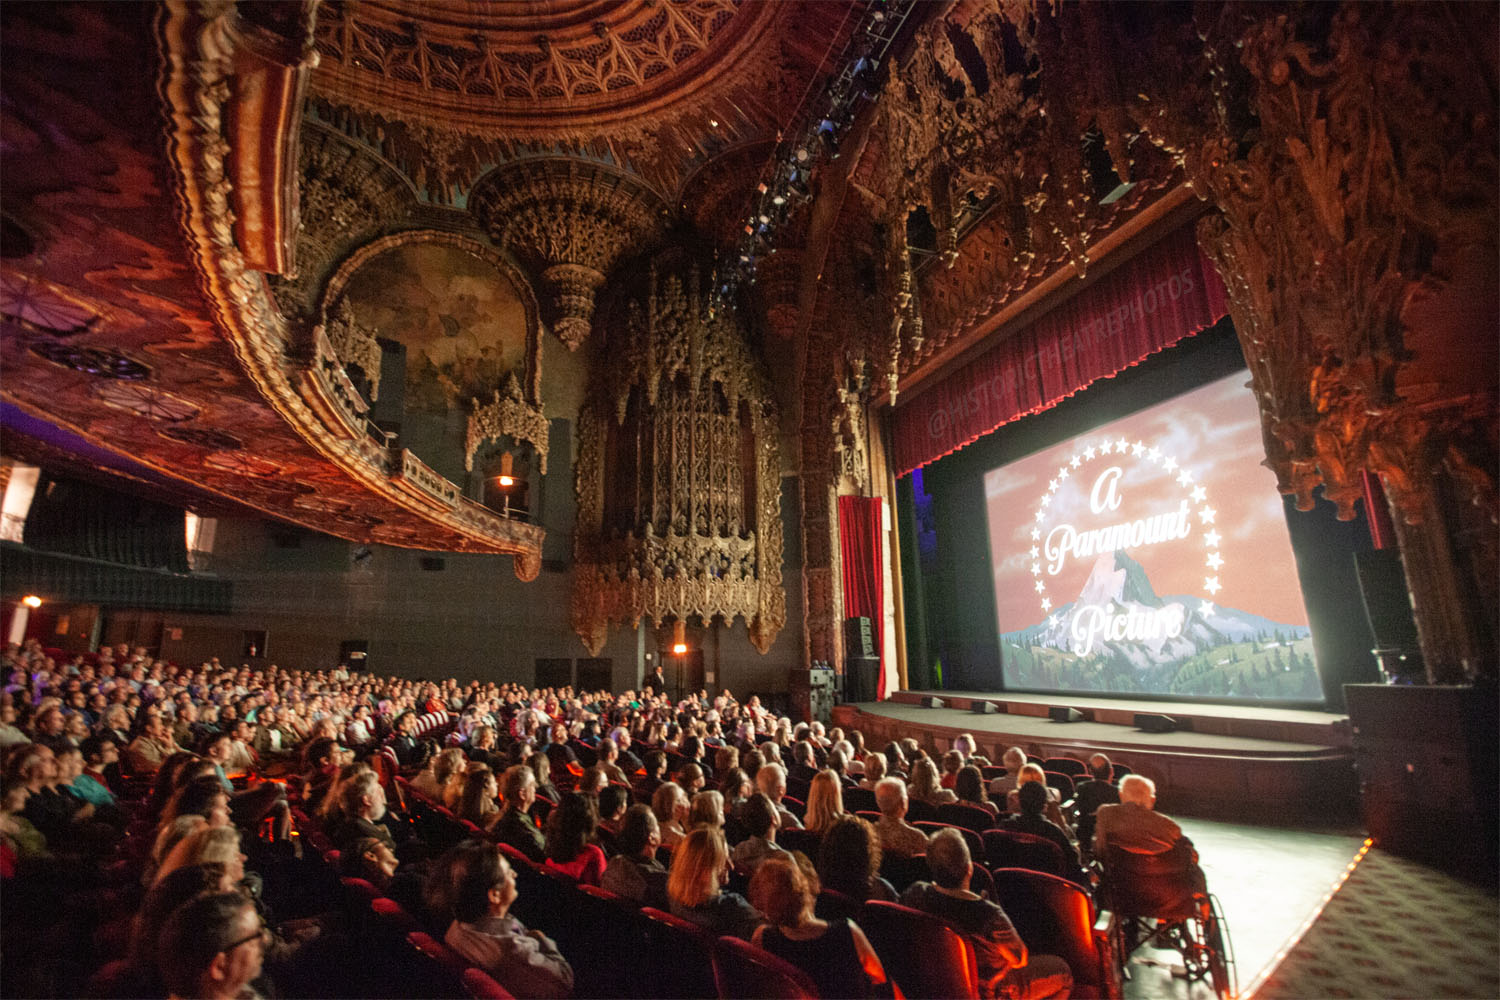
834;690;1358;822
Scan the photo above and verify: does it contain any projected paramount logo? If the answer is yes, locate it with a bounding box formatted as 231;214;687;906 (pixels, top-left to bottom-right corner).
1019;436;1231;664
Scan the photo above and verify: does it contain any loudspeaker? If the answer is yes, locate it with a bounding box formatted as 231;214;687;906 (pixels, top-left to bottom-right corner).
971;701;1001;715
843;617;875;658
846;656;879;703
1048;706;1085;723
1134;713;1178;733
921;696;947;709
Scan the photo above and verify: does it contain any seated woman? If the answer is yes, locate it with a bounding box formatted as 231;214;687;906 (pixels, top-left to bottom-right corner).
939;749;965;789
652;781;690;850
955;764;1001;819
527;752;561;804
804;770;847;838
816;815;897;903
667;826;763;939
601;804;669;908
457;765;501;831
750;853;889;1000
858;752;887;791
543;791;607;885
909;757;958;807
689;789;726;832
411;747;467;810
443;842;574;1000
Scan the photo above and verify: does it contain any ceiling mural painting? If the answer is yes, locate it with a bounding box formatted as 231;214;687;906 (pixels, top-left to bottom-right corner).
335;242;532;416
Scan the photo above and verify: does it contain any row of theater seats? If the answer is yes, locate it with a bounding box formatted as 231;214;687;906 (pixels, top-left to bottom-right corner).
352;776;1123;999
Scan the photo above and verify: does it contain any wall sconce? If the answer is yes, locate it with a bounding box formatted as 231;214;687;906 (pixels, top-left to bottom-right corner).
22;595;42;608
672;619;687;655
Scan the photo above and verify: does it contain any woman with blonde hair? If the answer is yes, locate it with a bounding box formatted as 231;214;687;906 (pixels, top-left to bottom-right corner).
909;756;958;806
858;752;887;791
750;853;888;999
689;789;725;830
154;824;245;886
804;769;846;836
666;826;762;939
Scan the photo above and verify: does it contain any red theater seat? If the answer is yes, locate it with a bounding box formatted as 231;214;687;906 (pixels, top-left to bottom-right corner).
462;967;517;1000
990;868;1121;999
712;935;820;999
858;900;979;1000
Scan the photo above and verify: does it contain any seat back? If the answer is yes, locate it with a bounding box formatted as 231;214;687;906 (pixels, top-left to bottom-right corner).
461;966;517;1000
878;851;931;893
814;887;864;923
777;827;823;858
904;797;939;823
859;900;979;1000
982;829;1066;877
842;786;878;814
637;907;720;999
991;867;1119;998
781;794;807;819
1098;842;1199;922
936;802;995;834
1043;771;1075;802
553;882;640;998
341;875;380;905
1042;757;1086;778
712;935;820;999
405;930;469;998
913;821;985;866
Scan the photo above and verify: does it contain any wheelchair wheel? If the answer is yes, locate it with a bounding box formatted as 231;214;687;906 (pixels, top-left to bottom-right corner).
1199;895;1235;1000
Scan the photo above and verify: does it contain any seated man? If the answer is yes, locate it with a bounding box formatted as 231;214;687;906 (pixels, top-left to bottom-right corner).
1095;774;1208;898
755;761;803;830
444;842;574;999
327;770;396;853
1071;754;1119;852
493;764;546;863
872;777;931;858
157;890;271;1000
901;828;1072;1000
1002;781;1085;883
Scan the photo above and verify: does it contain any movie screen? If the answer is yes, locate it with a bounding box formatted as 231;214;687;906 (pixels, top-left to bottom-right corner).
985;371;1321;702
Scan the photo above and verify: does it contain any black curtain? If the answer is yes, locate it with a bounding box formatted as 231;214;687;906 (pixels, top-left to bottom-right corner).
22;477;190;572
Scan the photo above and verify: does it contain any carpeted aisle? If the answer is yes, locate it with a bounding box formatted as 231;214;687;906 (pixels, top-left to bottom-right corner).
1250;846;1499;1000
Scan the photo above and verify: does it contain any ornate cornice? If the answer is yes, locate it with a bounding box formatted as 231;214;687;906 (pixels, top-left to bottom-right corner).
469;158;670;350
156;0;545;571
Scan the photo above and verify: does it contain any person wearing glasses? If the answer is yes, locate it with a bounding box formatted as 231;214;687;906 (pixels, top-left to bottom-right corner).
157;891;271;1000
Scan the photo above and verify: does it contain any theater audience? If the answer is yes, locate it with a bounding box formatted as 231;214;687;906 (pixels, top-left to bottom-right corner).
902;828;1073;1000
443;842;574;999
667;826;763;939
750;852;889;999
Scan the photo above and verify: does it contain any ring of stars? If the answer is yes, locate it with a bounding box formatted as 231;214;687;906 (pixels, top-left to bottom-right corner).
1030;436;1224;617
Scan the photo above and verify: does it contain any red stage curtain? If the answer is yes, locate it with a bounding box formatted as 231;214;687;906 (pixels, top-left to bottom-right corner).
838;495;887;699
892;223;1230;477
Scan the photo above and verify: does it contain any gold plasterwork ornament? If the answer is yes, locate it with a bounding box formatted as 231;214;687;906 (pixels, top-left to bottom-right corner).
469;158;669;350
466;372;550;476
324;298;383;401
573;252;785;655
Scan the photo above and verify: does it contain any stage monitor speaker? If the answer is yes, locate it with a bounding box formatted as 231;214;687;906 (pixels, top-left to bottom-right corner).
971;700;1001;714
921;696;947;709
844;617;875;658
1048;706;1085;723
1134;713;1177;733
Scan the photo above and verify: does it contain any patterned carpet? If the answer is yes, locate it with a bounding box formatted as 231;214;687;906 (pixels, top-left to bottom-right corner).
1249;843;1499;1000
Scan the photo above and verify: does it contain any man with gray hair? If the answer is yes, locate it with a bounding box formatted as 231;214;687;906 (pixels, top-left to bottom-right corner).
755;761;803;830
1095;774;1208;894
988;745;1028;797
873;777;930;858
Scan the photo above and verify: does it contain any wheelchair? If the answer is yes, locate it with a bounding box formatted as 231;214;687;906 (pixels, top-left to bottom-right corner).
1098;841;1235;999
